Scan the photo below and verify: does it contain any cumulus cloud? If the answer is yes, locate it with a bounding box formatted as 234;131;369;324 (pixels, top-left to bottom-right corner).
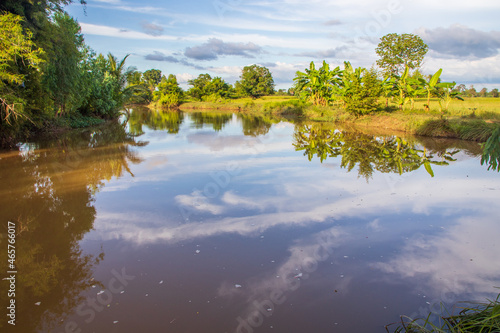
417;25;500;59
176;73;196;84
145;51;179;63
144;51;205;70
372;216;500;296
184;38;263;61
141;21;164;36
175;190;225;215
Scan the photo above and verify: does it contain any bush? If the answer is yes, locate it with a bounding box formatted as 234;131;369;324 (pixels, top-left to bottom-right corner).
157;93;181;108
344;68;382;116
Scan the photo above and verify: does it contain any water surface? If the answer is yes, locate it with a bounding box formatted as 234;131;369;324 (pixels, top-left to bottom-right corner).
1;109;499;333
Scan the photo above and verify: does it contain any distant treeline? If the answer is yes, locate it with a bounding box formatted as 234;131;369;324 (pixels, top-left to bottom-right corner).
0;3;498;147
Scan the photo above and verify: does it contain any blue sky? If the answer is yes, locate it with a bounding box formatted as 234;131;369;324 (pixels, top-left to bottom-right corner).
67;0;500;90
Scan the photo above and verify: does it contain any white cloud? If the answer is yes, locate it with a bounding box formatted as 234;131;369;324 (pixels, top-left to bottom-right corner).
175;190;225;215
373;216;500;296
80;23;177;40
175;72;196;83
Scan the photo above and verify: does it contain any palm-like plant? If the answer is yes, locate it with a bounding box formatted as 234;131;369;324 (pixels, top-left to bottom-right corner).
106;53;140;113
294;61;342;106
393;65;410;110
417;68;442;111
436;81;464;112
381;76;396;108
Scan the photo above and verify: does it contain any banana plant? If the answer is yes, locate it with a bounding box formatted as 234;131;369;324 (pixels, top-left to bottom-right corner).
481;126;500;172
436;81;464;112
381;76;396;108
417;68;442;111
394;65;410;110
293;61;342;106
405;77;424;110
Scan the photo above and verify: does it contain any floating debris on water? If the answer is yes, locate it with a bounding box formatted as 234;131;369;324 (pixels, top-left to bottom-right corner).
235;284;242;288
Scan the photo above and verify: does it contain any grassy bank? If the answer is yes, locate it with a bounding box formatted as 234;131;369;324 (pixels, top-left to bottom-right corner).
389;292;500;332
178;96;500;142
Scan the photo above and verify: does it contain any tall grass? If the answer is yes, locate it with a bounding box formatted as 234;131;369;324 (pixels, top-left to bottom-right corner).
389;292;500;333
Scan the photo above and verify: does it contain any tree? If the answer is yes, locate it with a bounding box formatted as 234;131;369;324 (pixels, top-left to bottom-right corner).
236;65;275;98
491;88;499;98
0;13;44;125
203;77;232;101
127;70;142;86
188;74;232;101
43;12;85;115
467;85;477;97
376;33;428;76
342;65;382;116
188;73;212;100
78;52;136;118
455;84;467;94
153;74;183;108
142;69;162;92
479;88;488;97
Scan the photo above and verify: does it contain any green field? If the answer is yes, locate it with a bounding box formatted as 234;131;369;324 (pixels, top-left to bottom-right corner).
177;96;500;142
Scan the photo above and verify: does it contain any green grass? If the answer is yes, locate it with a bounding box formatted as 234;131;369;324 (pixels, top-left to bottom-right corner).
177;96;500;142
389;292;500;333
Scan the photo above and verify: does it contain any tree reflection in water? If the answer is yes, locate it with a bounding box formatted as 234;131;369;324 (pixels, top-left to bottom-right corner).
0;121;144;332
189;112;233;132
293;124;463;180
126;107;185;135
237;114;276;137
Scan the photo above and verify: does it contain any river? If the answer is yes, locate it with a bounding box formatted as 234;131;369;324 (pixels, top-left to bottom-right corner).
0;108;499;333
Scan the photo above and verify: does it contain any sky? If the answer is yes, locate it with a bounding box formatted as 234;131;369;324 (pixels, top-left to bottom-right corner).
66;0;500;90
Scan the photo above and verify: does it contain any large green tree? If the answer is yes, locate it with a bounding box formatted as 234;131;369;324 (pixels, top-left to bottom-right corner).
375;33;428;76
153;74;183;108
235;64;275;98
142;69;162;92
43;12;85;115
188;73;214;100
0;13;44;126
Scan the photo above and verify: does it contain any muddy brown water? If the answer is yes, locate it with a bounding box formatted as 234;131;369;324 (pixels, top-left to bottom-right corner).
0;109;499;333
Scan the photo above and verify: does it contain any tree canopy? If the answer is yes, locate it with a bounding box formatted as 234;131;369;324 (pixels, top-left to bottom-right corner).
0;13;44;124
236;65;275;98
375;33;428;76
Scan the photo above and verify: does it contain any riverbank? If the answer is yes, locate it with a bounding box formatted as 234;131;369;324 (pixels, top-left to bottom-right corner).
389;291;500;332
179;96;500;142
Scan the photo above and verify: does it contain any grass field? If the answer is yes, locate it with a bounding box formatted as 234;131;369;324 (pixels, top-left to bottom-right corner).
177;96;500;142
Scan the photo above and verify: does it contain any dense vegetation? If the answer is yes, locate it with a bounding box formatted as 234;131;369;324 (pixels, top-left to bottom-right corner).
1;2;499;149
0;0;137;147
